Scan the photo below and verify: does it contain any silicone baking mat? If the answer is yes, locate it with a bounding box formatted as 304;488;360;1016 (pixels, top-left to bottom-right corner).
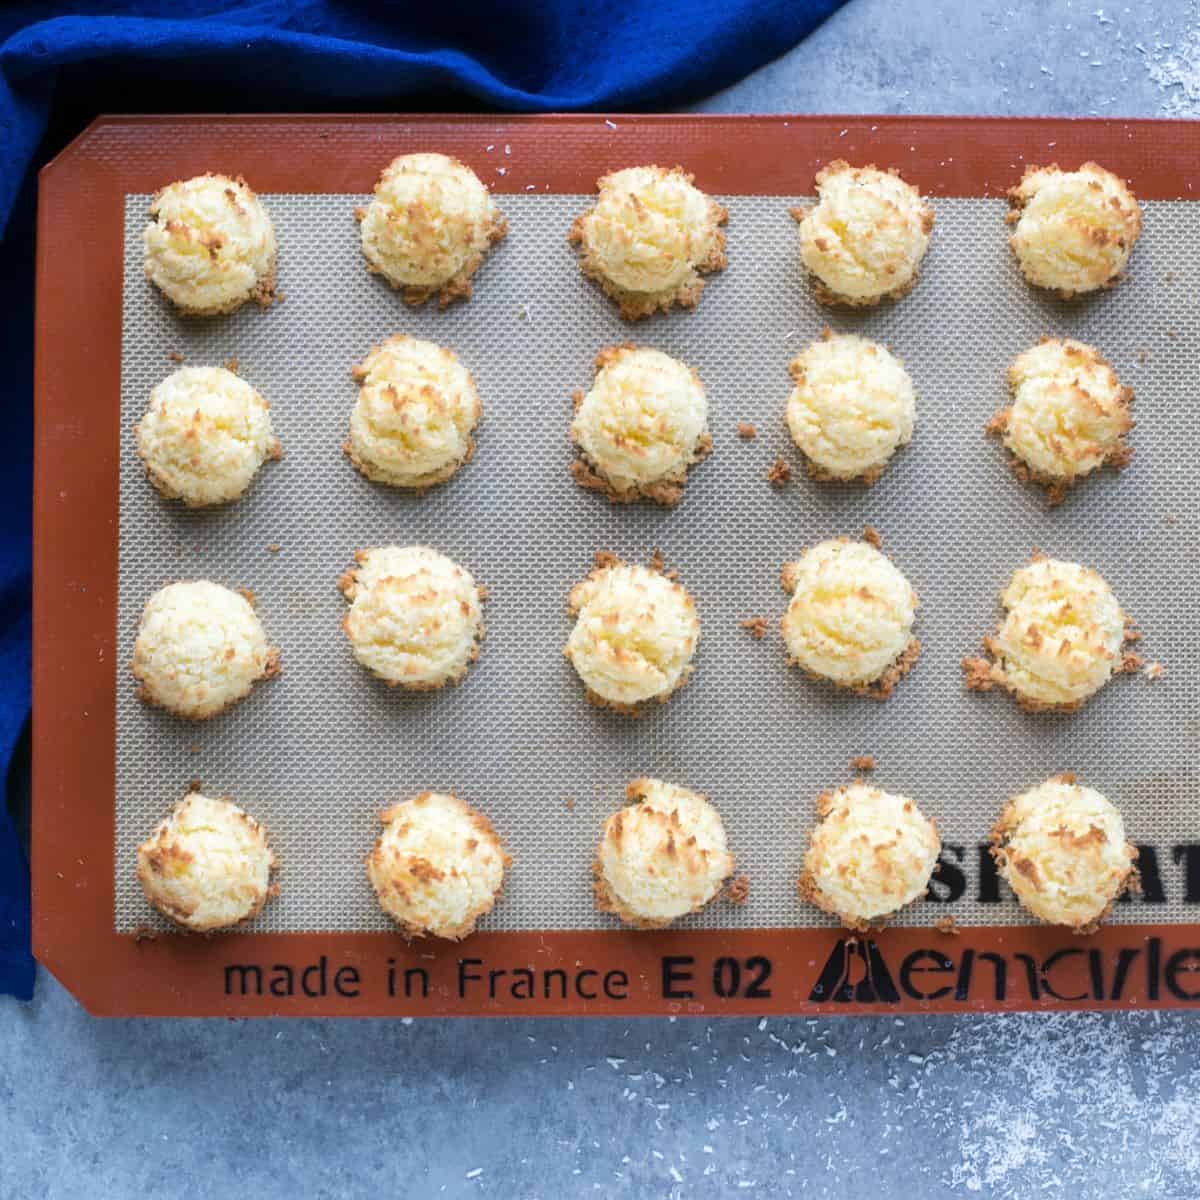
33;115;1200;1016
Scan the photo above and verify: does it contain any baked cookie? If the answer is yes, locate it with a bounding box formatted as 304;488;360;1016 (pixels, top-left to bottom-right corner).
366;792;508;939
963;554;1130;712
569;344;711;505
594;778;735;928
990;773;1137;932
356;152;506;308
568;165;727;319
785;331;915;483
792;161;933;306
987;338;1133;504
780;536;919;699
798;782;940;931
564;553;700;713
136;365;281;507
136;791;277;932
339;545;484;690
144;174;276;316
1007;162;1141;298
131;581;280;719
345;335;481;490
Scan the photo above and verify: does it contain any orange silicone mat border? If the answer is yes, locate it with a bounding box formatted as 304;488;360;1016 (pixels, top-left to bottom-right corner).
32;113;1200;1017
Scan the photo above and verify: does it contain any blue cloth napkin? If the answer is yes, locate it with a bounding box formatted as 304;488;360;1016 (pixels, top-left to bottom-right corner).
0;0;844;1000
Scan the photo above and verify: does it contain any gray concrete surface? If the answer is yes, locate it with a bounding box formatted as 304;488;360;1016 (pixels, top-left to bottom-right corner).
5;1;1200;1196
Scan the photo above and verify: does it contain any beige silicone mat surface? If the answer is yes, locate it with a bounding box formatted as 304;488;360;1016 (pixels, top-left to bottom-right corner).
114;192;1199;934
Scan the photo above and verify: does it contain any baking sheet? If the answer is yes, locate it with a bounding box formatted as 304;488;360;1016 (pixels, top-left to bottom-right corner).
114;190;1198;937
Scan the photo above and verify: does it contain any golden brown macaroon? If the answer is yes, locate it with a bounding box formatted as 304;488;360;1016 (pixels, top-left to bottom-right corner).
1006;162;1142;298
569;344;711;505
564;552;700;714
143;174;277;316
798;782;941;931
990;773;1137;932
962;554;1134;712
780;537;920;699
356;152;507;308
136;365;281;507
568;165;727;319
792;161;934;307
339;546;485;690
131;581;281;720
987;338;1133;504
366;792;509;939
344;335;482;490
785;331;916;483
136;791;278;932
593;778;736;928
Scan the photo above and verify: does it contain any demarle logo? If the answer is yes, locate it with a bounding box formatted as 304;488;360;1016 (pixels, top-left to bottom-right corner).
808;937;1200;1005
810;939;901;1003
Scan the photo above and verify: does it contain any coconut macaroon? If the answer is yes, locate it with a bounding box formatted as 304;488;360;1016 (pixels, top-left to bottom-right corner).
569;344;711;505
135;365;281;507
987;338;1133;504
781;536;919;699
568;165;728;320
366;792;508;940
143;174;276;316
1007;162;1142;298
963;555;1131;712
991;773;1138;932
345;335;481;490
356;152;506;308
339;545;485;690
798;782;941;931
132;581;280;720
564;553;700;713
785;331;916;483
792;161;934;307
594;778;735;929
136;791;277;932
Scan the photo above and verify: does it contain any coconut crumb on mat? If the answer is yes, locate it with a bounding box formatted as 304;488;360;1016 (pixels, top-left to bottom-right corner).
1120;650;1145;674
736;421;757;439
740;616;769;639
936;916;960;936
862;525;882;549
962;655;996;691
767;457;791;487
724;876;750;905
850;754;876;772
